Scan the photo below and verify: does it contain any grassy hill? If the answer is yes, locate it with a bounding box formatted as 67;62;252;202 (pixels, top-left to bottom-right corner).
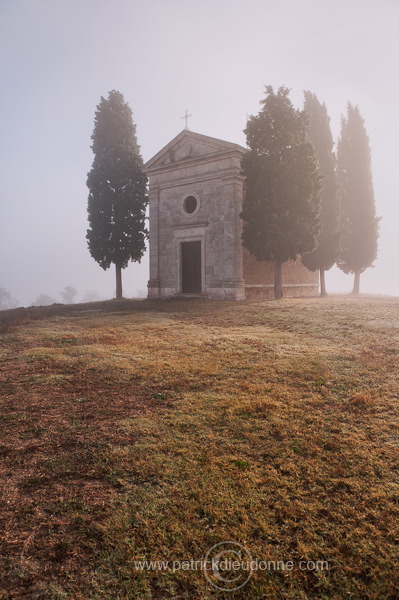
0;297;398;599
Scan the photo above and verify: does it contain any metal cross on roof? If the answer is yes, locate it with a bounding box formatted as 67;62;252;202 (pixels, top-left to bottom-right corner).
181;109;192;130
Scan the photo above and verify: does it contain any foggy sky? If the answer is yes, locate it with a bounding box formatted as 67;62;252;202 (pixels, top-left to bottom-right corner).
1;0;398;306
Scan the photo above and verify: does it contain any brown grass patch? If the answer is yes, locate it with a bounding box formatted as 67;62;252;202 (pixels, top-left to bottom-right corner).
0;296;398;599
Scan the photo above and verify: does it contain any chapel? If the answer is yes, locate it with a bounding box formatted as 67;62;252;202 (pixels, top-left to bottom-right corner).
143;130;318;300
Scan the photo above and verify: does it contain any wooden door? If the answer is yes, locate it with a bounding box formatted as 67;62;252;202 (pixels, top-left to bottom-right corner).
181;241;202;294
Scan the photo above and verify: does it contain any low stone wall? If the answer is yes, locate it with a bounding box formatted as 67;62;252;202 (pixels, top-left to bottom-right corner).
243;248;319;298
245;284;319;300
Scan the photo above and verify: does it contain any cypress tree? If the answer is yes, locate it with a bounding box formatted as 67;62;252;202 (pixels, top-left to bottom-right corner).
86;90;148;299
301;92;340;296
241;86;321;299
337;103;379;295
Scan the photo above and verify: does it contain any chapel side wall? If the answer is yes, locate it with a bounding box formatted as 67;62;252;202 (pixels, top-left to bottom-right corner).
243;248;319;298
203;179;231;291
219;176;245;300
157;186;177;296
147;186;161;298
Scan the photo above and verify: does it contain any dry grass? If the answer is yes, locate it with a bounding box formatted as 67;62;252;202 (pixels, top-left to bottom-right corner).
0;296;398;599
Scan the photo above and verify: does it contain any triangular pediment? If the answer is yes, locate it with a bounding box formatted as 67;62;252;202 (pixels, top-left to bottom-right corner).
144;130;246;172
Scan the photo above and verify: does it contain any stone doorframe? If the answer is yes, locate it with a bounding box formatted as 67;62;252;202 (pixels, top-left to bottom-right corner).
173;224;207;295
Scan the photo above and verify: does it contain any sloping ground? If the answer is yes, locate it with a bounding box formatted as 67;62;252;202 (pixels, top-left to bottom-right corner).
0;297;398;599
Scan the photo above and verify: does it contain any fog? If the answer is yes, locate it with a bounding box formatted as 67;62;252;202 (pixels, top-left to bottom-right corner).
1;0;398;306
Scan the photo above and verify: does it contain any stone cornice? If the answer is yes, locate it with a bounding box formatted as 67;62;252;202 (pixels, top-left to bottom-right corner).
144;149;245;176
148;169;245;190
172;222;209;230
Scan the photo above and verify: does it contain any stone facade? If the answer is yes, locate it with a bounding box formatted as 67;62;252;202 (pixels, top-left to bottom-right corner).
144;130;318;300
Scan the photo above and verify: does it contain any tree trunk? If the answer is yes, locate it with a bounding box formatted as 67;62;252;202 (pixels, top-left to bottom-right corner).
274;261;283;300
320;268;327;297
352;271;360;295
115;263;123;299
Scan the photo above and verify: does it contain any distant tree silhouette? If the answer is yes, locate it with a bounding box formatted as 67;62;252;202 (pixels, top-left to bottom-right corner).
337;103;379;295
0;287;18;310
82;290;101;303
32;294;56;306
301;92;340;296
86;90;148;299
60;286;78;304
241;86;321;299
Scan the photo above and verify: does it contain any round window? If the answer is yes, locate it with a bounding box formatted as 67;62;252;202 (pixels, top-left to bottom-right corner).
183;195;198;214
